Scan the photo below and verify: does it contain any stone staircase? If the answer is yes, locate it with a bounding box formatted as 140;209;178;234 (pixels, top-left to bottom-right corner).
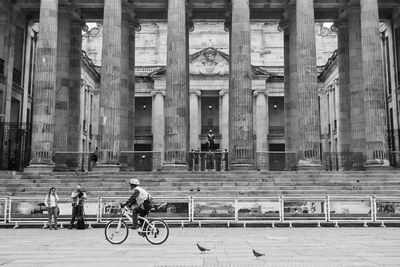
1;170;400;199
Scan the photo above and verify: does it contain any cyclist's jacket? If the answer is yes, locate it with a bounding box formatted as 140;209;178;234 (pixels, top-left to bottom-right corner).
124;186;151;207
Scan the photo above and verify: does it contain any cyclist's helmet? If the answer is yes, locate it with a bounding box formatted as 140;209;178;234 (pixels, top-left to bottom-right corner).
129;178;140;186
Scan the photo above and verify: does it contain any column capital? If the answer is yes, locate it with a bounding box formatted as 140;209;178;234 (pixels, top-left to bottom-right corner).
151;90;166;96
253;90;268;97
277;19;289;32
219;90;228;96
189;90;201;96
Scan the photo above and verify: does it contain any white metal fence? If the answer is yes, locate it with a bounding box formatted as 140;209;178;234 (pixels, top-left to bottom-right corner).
1;195;400;227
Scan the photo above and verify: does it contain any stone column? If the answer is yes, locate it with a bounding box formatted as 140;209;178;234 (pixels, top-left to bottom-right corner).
164;0;189;167
152;91;165;163
28;0;59;168
189;91;201;151
0;13;15;124
348;3;366;168
336;18;352;170
288;3;298;162
293;0;321;169
54;8;71;154
361;0;389;167
98;0;122;170
281;18;293;170
68;20;83;153
120;10;130;153
229;0;253;165
127;18;138;151
254;90;268;153
0;13;15;170
219;90;229;152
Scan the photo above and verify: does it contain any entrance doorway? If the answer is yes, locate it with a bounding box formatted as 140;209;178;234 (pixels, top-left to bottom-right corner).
201;94;220;151
269;144;285;171
133;144;153;171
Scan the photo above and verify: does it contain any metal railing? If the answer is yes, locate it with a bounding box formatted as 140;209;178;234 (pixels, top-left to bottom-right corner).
98;196;191;223
7;196;98;228
0;198;7;223
1;195;399;227
188;150;228;172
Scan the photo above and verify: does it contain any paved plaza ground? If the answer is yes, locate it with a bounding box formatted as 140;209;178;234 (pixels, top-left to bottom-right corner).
0;227;400;267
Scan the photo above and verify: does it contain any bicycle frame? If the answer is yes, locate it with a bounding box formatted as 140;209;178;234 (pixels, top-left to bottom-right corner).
117;207;149;231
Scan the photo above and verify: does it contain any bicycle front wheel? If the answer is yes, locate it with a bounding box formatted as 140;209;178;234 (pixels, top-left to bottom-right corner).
105;219;129;245
145;219;169;245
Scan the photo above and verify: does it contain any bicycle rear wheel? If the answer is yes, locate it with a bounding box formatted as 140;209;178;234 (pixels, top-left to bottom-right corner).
145;219;169;245
105;219;129;244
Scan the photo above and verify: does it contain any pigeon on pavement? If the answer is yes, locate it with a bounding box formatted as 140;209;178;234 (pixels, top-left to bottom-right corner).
252;249;265;258
197;243;210;253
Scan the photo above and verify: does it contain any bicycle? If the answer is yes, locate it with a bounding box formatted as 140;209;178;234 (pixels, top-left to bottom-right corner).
104;205;169;245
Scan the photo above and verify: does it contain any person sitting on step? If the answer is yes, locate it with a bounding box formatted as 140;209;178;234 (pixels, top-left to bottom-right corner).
121;178;154;229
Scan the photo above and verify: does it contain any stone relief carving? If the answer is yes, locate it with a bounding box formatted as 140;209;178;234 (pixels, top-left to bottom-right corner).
190;50;228;76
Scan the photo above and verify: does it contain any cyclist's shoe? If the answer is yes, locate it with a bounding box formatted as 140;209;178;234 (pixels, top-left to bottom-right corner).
131;224;140;230
137;229;146;237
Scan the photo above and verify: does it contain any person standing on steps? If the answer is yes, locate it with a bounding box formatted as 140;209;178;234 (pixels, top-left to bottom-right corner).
45;187;59;230
206;130;215;151
68;185;87;229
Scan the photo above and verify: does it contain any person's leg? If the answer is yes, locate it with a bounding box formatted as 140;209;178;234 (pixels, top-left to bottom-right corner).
131;204;141;229
47;207;52;229
69;206;77;229
53;207;58;229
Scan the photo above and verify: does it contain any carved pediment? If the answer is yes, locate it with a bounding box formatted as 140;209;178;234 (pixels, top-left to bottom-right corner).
189;47;229;76
148;47;270;78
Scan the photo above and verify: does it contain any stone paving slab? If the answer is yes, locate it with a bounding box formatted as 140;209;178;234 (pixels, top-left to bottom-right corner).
0;228;399;266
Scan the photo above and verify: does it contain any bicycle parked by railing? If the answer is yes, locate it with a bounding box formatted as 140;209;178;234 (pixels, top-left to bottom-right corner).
105;205;169;245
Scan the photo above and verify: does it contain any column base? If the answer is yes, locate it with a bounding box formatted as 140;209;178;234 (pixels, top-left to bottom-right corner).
364;159;393;170
92;164;121;173
296;159;325;171
24;164;55;174
162;163;188;171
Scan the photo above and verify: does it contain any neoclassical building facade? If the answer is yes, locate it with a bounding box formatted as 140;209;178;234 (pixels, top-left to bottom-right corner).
0;0;399;171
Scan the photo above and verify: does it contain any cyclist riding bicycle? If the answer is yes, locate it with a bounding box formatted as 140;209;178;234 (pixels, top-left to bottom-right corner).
121;178;154;229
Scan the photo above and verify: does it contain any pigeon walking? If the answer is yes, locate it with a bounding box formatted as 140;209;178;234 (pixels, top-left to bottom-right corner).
197;243;210;253
252;249;265;258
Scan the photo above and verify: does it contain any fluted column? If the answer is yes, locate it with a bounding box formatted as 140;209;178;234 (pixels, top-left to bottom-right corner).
254;91;268;153
229;0;253;165
0;13;15;170
336;18;352;170
348;4;366;168
120;10;130;152
29;0;59;167
164;0;189;166
127;18;137;151
68;20;82;153
281;18;292;170
361;0;389;166
219;90;229;151
293;0;321;168
54;8;71;153
98;0;122;168
189;91;201;151
152;91;165;163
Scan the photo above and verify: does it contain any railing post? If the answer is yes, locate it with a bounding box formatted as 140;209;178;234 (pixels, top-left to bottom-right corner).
190;196;195;222
188;196;192;222
234;197;238;222
279;195;284;222
325;195;330;222
8;197;12;223
4;198;7;223
371;196;376;222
